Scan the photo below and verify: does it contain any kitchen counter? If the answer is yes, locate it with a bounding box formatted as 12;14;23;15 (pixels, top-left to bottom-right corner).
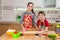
0;34;40;40
0;33;52;40
0;21;56;36
0;31;56;40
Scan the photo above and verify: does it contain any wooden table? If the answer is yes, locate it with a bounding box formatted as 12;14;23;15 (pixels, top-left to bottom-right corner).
0;31;53;40
0;33;52;40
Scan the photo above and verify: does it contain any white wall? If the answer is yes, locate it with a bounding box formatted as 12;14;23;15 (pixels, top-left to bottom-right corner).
1;0;44;21
56;0;60;8
2;10;16;21
15;0;28;8
1;0;60;22
28;0;44;8
0;0;2;21
15;0;44;8
2;0;16;21
44;0;56;7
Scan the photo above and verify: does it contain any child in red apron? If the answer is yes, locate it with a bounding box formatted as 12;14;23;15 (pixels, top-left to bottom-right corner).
36;11;49;36
37;11;49;30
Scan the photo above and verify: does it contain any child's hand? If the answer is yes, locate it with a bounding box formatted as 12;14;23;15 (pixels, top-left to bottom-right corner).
36;27;41;31
23;27;26;31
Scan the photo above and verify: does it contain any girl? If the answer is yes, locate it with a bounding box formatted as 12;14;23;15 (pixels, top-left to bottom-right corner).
20;2;36;31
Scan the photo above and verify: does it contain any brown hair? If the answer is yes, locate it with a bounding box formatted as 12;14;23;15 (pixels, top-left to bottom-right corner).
27;2;35;15
38;11;45;16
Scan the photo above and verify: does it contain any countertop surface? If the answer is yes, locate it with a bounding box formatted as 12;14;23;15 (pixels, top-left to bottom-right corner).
0;31;55;40
0;34;52;40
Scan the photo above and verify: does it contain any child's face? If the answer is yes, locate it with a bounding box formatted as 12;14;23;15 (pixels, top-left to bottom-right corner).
27;4;33;11
38;13;45;20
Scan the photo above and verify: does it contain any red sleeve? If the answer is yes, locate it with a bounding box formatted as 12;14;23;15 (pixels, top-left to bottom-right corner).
37;20;40;27
45;20;49;27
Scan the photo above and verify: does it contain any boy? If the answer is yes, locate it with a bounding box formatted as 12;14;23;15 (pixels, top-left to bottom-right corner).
36;11;49;36
36;11;50;40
